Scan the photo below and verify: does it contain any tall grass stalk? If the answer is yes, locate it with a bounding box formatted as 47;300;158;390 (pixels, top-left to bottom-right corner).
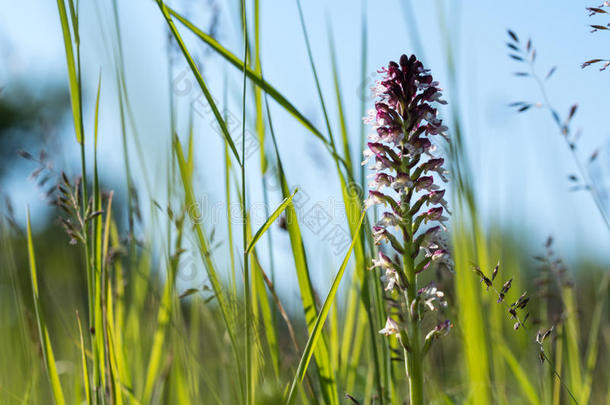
7;2;609;404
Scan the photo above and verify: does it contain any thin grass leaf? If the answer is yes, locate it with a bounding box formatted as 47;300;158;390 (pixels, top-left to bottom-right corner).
578;274;608;404
105;281;125;405
286;211;366;404
328;23;353;174
76;311;92;405
252;0;266;174
249;228;281;378
56;0;83;143
246;189;298;255
498;345;541;405
452;220;492;405
562;285;583;400
165;6;349;169
157;1;241;165
94;71;102;148
173;133;245;400
26;208;67;405
265;96;338;405
142;211;185;404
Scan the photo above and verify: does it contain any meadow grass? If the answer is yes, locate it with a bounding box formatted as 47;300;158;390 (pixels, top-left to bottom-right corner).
0;1;609;404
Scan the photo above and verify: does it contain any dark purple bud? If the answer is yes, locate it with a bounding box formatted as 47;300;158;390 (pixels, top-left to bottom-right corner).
426;207;444;221
422;158;444;172
492;262;499;281
414;176;434;191
409;137;432;152
375;154;394;170
368;142;387;155
427;189;446;204
501;278;513;294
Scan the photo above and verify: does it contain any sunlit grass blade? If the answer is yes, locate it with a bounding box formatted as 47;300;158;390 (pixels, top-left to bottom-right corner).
157;1;241;165
173;133;245;401
251;0;266;174
26;208;66;405
562;284;583;400
552;325;564;405
295;3;390;401
497;345;541;405
107;218;132;390
250;246;281;378
246;189;298;255
265;97;338;405
55;0;82;143
452;220;492;404
142;211;185;403
578;273;608;404
358;0;368;188
286;210;366;404
165;5;349;169
167;5;321;141
327;22;352;174
106;282;125;405
76;311;92;405
238;2;254;402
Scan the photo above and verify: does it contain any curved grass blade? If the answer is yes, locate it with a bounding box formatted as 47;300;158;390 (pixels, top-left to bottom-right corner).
76;311;92;405
166;5;322;142
238;1;254;403
295;4;388;401
497;345;541;405
141;212;185;404
157;1;241;165
165;6;349;170
286;211;366;404
94;71;102;147
55;0;82;144
246;188;298;255
173;133;245;401
26;208;66;405
265;97;338;405
327;22;352;174
578;273;608;404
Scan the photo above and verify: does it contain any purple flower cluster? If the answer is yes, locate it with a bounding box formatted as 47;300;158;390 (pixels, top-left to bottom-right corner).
364;54;454;403
364;54;453;292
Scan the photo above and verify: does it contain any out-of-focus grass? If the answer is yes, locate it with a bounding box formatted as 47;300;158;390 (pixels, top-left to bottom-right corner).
0;1;608;404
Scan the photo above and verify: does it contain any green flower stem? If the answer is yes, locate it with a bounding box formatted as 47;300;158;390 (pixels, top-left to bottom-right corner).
401;161;424;405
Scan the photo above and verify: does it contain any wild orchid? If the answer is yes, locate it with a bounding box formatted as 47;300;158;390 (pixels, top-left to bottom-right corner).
363;54;453;404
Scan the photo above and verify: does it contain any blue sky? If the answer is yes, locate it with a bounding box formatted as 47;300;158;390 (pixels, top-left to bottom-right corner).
2;0;609;296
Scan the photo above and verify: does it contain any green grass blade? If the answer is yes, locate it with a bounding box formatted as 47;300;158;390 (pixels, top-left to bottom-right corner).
55;0;82;143
286;211;366;404
166;5;349;169
94;71;102;147
562;285;583;400
497;345;541;405
358;0;368;188
295;0;336;148
452;220;492;404
26;209;66;405
167;5;320;140
250;247;281;378
157;1;241;165
327;22;352;173
239;1;254;402
579;273;608;404
246;189;298;255
294;8;387;401
252;0;266;174
265;97;338;405
173;133;245;400
142;215;185;403
76;311;92;405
